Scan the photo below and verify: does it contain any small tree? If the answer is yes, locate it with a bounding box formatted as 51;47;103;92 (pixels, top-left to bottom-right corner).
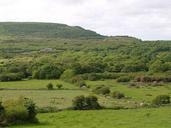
47;83;53;90
24;98;37;122
152;95;170;105
56;84;63;89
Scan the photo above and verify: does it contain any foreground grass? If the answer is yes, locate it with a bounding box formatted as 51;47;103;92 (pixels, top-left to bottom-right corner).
12;107;171;128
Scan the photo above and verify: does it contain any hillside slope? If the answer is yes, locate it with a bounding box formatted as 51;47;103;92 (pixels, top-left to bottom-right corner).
0;22;104;39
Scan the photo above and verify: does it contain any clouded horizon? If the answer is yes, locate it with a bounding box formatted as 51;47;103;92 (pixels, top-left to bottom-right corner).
0;0;171;40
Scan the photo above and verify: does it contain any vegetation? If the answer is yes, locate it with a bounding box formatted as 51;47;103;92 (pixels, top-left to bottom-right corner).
11;107;171;128
46;83;54;90
0;22;170;127
72;95;101;110
56;84;63;89
152;95;170;105
0;97;37;126
92;85;111;95
111;91;125;99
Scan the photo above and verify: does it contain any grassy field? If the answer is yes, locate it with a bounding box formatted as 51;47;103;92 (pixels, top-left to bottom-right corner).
0;80;170;109
0;90;89;108
0;80;77;89
87;80;171;102
11;107;171;128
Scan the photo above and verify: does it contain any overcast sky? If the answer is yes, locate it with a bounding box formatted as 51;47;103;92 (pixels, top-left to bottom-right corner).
0;0;171;40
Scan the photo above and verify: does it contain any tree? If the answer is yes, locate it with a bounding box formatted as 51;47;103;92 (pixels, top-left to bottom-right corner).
33;64;63;79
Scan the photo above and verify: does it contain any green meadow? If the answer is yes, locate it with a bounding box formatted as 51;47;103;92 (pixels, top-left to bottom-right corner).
12;107;171;128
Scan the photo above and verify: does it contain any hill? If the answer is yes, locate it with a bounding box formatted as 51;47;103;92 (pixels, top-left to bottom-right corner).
0;22;104;39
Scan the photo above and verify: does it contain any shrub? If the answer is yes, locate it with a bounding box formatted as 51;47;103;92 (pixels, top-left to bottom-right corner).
135;76;171;83
56;84;63;89
93;85;110;95
24;98;37;122
116;76;131;82
0;102;5;124
0;73;23;82
60;69;75;80
33;64;63;79
47;83;54;90
111;91;125;99
152;95;170;105
2;97;38;124
5;105;28;123
72;95;101;110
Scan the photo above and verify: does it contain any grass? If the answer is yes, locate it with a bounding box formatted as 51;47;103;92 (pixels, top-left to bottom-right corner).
0;90;88;108
11;107;171;128
0;80;77;89
86;80;171;102
0;80;170;108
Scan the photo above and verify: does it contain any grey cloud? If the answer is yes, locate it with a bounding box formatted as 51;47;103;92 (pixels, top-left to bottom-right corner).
0;0;170;40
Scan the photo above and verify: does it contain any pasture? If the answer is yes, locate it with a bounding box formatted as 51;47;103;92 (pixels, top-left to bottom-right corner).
0;80;170;109
11;107;171;128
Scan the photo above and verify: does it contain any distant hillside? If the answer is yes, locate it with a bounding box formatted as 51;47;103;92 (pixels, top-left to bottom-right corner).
0;22;105;39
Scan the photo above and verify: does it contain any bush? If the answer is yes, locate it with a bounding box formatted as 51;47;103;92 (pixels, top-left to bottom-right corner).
56;84;63;89
135;76;171;83
5;105;28;123
0;102;5;124
47;83;54;90
152;95;170;105
24;98;37;122
93;85;110;95
60;69;75;80
111;91;125;99
0;73;23;82
72;95;101;110
2;97;38;124
116;76;131;82
33;64;63;79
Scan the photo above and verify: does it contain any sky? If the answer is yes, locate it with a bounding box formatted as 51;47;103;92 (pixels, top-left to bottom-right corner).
0;0;171;40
